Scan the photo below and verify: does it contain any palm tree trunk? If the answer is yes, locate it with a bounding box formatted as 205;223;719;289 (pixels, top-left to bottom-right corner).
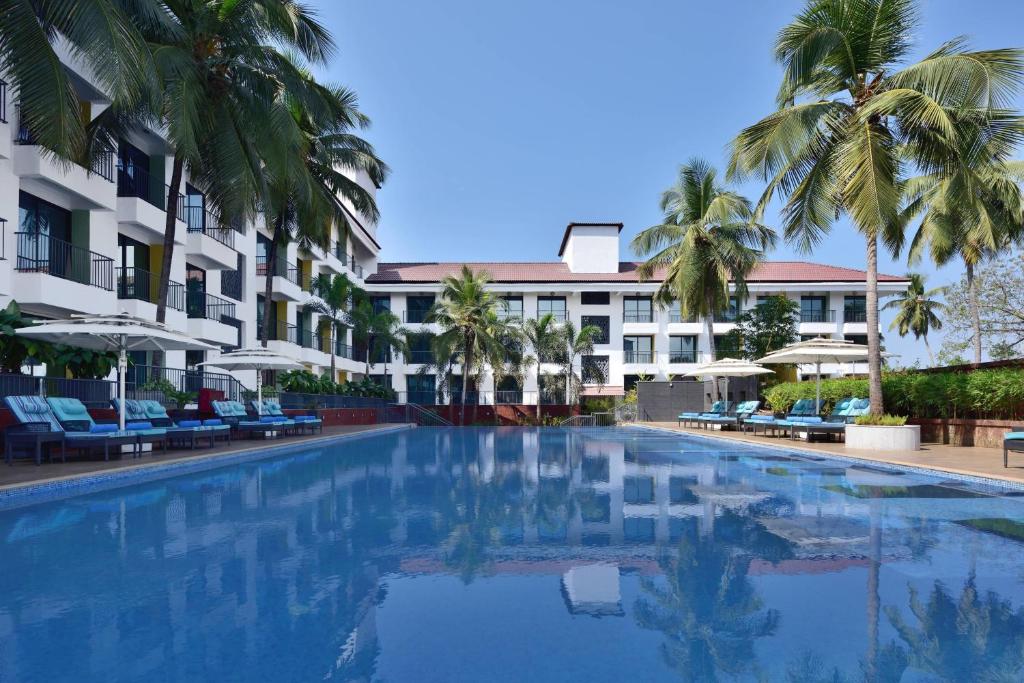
865;232;884;415
966;261;982;364
704;310;719;403
261;216;283;348
153;154;184;369
329;325;337;380
923;334;934;367
461;332;473;426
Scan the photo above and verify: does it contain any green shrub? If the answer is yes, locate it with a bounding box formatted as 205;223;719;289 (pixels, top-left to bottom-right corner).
854;414;908;426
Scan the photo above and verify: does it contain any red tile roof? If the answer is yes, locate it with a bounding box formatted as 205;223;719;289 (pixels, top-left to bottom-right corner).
367;261;908;284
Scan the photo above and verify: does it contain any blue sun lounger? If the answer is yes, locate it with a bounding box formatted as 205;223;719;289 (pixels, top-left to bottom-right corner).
113;399;231;449
678;400;730;428
49;397;166;458
4;396;138;463
698;401;761;430
212;400;288;437
253;399;322;434
742;398;822;436
1004;431;1024;467
786;398;870;441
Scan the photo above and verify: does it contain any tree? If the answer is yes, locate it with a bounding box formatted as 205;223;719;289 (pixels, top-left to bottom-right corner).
304;273;357;380
426;267;508;424
937;251;1024;362
556;321;604;407
882;273;946;366
349;297;407;379
729;0;1024;414
521;313;563;419
723;295;799;361
632;158;775;402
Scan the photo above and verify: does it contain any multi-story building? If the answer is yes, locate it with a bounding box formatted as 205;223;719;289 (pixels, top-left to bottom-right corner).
365;222;909;404
0;56;379;392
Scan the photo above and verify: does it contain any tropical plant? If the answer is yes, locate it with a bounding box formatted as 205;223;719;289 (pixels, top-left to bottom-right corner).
723;295;799;361
882;273;946;366
0;300;48;373
426;266;509;422
556;321;604;406
349;295;408;379
632;158;775;402
304;273;357;380
729;0;1024;414
139;378;195;409
521;313;562;419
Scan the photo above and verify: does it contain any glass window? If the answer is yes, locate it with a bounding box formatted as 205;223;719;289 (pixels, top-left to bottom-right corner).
624;476;655;504
669;301;696;323
370;295;391;313
801;295;830;322
406;333;433;364
719;295;740;322
714;334;739;359
846;334;868;346
117;140;152;202
406;374;436;404
184;183;205;232
581;291;610;305
623;296;653;323
580;315;609;344
844;296;866;323
500;296;523;319
670;476;699;504
368;374;392;389
669;336;697;363
537;296;567;321
623;336;653;363
405;295;434;323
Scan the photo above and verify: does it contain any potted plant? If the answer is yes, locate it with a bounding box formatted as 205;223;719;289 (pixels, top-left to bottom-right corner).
846;414;920;451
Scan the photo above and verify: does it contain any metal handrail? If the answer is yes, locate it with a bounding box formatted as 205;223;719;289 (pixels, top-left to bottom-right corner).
0;79;7;123
844;310;867;323
186;289;237;320
0;218;5;260
15;232;114;290
387;402;453;426
623;312;654;323
623;351;656;363
183;206;236;249
800;309;836;323
117;266;185;311
560;414;596;427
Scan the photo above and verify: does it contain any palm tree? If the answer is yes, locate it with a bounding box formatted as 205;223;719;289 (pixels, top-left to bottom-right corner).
632;158;775;402
522;314;562;419
304;273;357;380
258;72;387;346
349;297;406;379
882;273;946;366
729;0;1024;413
426;266;508;424
557;321;604;407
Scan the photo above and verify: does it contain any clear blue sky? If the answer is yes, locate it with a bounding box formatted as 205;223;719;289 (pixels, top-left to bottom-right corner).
313;0;1024;366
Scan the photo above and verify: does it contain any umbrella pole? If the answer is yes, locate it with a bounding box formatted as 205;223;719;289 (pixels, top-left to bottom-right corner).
256;368;262;417
815;360;821;415
118;345;127;431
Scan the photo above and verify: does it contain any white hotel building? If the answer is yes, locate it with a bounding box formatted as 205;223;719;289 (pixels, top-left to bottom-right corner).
0;59;908;404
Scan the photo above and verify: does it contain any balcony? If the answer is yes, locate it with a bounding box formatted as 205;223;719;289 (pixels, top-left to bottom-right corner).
116;163;186;246
257;255;304;301
116;266;187;330
186;290;239;345
0;219;9;296
336;248;365;279
0;80;9;160
13;232;116;315
537;310;568;322
844;310;867;323
183;206;237;270
668;351;698;364
13;118;116;210
623;312;654;323
623;351;656;364
799;308;839;336
495;390;523;404
800;309;836;323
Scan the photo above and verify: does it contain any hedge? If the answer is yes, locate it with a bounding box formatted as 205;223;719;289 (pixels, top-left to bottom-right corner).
762;368;1024;421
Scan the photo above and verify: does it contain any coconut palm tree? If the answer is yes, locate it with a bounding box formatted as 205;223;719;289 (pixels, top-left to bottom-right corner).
882;273;946;366
729;0;1024;413
556;321;604;407
521;313;562;419
304;273;357;380
349;297;407;380
426;266;508;424
632;158;775;402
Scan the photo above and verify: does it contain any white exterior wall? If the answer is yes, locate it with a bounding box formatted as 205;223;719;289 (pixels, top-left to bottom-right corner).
560;224;620;273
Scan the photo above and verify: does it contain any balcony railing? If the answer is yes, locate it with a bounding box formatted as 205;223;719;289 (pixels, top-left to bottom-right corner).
117;267;185;311
669;312;698;323
624;312;654;323
0;218;5;260
116;162;185;218
0;80;7;123
406;349;433;364
668;351;698;363
186;290;236;321
717;310;740;323
273;321;298;345
538;310;568;322
255;254;302;287
623;351;656;364
714;348;741;360
495;390;523;404
800;309;836;323
297;326;315;349
15;112;115;182
183;206;236;249
844;310;867;323
15;232;114;291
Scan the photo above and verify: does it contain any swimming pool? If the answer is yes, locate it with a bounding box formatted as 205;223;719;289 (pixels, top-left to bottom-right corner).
2;426;1024;681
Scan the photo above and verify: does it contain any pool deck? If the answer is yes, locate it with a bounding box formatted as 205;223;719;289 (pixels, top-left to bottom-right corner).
0;424;409;493
642;421;1024;485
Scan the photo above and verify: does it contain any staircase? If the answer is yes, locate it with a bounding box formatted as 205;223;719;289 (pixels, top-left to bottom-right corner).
384;403;453;426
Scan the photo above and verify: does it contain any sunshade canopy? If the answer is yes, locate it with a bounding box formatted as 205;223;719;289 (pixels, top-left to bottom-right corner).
196;348;303;373
682;358;775;378
756;337;870;365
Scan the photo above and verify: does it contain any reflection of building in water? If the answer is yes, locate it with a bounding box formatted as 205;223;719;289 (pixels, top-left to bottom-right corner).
560;564;623;616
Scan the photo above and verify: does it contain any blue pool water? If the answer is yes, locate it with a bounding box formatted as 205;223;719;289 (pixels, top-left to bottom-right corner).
3;427;1024;682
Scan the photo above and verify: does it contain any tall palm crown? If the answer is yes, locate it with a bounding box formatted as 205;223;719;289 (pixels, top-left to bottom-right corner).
349;296;406;378
304;273;357;380
558;321;604;407
522;313;563;418
426;267;510;420
729;0;1024;413
632;158;774;400
883;273;945;366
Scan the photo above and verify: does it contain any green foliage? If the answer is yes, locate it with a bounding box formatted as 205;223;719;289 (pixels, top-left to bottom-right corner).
764;368;1024;419
277;369;396;401
139;379;196;410
0;301;117;377
50;346;117;379
854;414;908;426
723;295;799;361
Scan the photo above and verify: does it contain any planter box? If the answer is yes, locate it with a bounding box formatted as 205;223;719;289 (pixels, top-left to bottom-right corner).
909;417;1021;449
846;424;920;451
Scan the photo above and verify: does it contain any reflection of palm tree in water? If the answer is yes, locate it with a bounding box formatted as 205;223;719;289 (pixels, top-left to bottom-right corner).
633;509;793;682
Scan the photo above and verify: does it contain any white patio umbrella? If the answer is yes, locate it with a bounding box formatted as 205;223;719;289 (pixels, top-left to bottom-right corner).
682;357;775;403
15;312;219;430
197;348;302;416
757;337;872;411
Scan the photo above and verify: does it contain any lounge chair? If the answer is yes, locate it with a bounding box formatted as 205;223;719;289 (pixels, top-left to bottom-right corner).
211;401;284;437
254;399;322;434
743;398;822;437
5;396;132;463
1004;431;1024;467
678;400;730;428
698;401;761;430
788;398;870;441
114;399;231;449
48;397;165;459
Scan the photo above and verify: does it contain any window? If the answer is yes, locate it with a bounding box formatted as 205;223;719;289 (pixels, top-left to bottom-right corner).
495;376;522;404
221;253;243;301
406;374;436;404
368;374;392;389
405;295;434;323
18;191;72;277
370;295;391;314
499;296;523;319
623;336;654;363
623;296;653;323
406;333;433;364
624;517;655;543
581;291;610;306
116;140;153;204
670;301;696;323
669;336;697;363
719;295;740;322
185;262;206;318
537;296;567;321
844;296;866;323
846;334;868;346
582;455;609;483
624;476;655;504
539;375;565;404
581;355;609;384
800;295;831;323
623;374;642;391
670;476;699;504
714;334;739;359
184;183;205;232
450;376;478;405
580;315;609;344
